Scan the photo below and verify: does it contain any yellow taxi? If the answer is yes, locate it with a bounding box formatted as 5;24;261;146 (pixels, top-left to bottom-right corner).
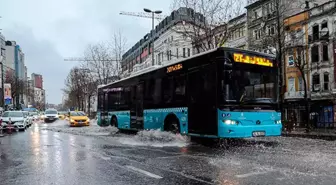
40;112;45;120
58;112;67;120
69;111;90;127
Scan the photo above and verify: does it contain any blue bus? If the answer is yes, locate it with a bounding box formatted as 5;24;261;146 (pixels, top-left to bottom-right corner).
97;47;282;138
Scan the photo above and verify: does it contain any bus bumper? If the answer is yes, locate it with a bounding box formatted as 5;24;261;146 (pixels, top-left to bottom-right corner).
218;124;282;138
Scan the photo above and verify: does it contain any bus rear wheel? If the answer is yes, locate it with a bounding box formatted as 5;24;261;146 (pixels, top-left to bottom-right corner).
164;115;180;134
111;116;118;128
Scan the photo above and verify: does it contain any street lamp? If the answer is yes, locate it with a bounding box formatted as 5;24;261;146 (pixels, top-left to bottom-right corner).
143;8;162;66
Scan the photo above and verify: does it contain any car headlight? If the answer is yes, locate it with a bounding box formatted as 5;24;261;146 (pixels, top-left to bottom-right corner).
223;120;237;125
70;119;75;122
275;120;282;124
86;118;90;122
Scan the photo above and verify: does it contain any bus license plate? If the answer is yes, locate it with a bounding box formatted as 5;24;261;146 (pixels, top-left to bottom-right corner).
252;131;265;137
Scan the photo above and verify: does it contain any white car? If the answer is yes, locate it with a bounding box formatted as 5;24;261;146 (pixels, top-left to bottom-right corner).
44;109;58;123
22;111;32;127
29;112;39;121
0;111;26;131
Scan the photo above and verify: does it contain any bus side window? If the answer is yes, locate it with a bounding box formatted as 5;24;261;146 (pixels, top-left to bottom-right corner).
123;87;131;109
174;75;186;103
162;77;174;104
153;79;162;105
144;79;155;107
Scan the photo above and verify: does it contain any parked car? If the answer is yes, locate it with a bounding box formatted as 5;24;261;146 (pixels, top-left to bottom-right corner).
29;112;39;121
0;111;27;131
22;111;32;127
44;109;58;123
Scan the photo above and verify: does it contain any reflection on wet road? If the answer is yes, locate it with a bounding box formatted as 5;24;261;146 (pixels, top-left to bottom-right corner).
1;121;336;185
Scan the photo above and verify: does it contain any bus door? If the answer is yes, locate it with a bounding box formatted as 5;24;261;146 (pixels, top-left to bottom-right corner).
188;63;217;135
130;82;144;129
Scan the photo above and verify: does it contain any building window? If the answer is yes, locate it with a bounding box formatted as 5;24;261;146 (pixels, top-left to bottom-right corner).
323;44;328;61
311;45;319;63
171;36;173;41
267;26;275;35
240;28;245;37
167;51;169;61
253;9;259;19
187;48;190;57
288;55;294;66
176;48;179;58
321;21;328;29
254;29;261;40
312;24;319;41
298;77;304;91
324;73;329;91
183;48;186;58
312;74;320;91
288;77;295;92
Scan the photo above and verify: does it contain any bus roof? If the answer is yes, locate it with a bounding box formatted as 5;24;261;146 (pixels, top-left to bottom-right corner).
99;47;276;89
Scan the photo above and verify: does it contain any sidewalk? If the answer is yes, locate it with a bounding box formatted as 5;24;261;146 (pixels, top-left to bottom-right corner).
282;128;336;140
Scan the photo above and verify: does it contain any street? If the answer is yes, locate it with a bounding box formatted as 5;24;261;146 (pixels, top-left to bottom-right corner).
1;121;336;185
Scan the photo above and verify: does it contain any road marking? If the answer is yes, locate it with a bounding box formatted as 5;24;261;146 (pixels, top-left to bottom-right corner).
126;165;163;179
235;171;270;178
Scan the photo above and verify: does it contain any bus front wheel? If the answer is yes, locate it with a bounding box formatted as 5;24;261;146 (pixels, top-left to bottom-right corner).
164;115;180;134
111;116;118;128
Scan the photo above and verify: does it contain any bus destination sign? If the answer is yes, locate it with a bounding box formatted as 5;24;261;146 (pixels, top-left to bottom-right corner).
167;63;183;73
233;53;273;67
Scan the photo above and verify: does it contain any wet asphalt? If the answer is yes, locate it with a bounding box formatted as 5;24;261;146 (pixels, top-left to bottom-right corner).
1;121;336;185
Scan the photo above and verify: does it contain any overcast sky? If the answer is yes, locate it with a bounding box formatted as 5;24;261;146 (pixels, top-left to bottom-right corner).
0;0;171;104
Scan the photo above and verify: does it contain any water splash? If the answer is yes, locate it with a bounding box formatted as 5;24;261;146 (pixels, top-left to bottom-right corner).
117;129;190;147
41;120;118;136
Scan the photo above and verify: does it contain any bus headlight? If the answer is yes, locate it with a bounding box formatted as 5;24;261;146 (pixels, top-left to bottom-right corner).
224;120;237;125
275;120;281;124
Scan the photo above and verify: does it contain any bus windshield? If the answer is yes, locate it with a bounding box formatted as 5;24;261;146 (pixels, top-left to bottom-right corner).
221;67;276;104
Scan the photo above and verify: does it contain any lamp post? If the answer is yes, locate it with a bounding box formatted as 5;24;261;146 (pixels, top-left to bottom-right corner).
144;8;162;66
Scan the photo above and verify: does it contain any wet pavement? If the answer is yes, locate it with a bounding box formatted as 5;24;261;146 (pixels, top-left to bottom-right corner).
1;120;336;185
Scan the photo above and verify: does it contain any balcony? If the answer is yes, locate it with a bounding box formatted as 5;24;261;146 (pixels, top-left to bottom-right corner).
284;91;310;100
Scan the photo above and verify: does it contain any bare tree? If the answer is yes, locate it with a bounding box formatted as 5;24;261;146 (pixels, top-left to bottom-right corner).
293;47;310;129
110;30;128;75
171;0;245;53
5;72;27;107
82;40;123;86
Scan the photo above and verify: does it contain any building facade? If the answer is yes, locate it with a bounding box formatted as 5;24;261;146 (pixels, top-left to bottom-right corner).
0;32;5;107
121;7;205;77
224;13;248;49
282;1;336;127
31;73;43;89
307;1;336;127
283;10;310;125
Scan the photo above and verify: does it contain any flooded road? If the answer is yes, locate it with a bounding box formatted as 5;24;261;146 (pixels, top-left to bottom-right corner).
1;120;336;185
